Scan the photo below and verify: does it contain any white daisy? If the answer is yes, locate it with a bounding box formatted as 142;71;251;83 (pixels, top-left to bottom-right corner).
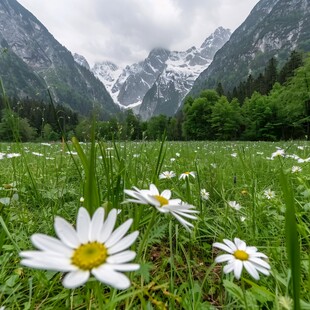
200;189;210;201
264;189;275;200
124;184;198;231
213;237;271;280
20;207;139;289
228;201;242;211
159;171;176;180
291;166;302;173
179;171;196;180
271;149;285;159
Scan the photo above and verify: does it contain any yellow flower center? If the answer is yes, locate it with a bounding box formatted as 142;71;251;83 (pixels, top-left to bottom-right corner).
153;195;169;206
184;172;190;174
71;242;107;270
234;250;249;261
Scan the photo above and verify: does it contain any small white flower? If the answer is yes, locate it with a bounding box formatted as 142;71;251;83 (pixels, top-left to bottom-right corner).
200;189;210;201
159;171;176;179
291;166;302;173
20;207;139;289
240;216;246;222
231;153;237;158
271;149;285;159
179;171;196;180
41;143;52;147
66;151;78;155
228;201;242;211
264;189;275;200
6;153;21;158
80;197;84;203
170;157;176;162
175;152;180;157
124;184;199;231
213;237;271;280
32;152;44;157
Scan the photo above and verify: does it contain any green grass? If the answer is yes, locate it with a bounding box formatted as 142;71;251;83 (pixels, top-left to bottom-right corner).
0;140;310;309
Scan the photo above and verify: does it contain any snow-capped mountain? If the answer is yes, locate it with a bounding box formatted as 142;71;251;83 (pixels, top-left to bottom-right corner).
91;27;231;118
73;53;90;70
139;27;231;120
92;61;124;104
189;0;310;97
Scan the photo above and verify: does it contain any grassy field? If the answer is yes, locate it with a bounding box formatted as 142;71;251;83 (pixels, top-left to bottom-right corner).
0;139;310;309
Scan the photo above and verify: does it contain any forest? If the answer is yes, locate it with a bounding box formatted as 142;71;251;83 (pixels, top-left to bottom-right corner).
0;50;309;142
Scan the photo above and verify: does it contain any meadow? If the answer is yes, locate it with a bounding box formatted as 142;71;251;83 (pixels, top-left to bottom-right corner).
0;138;309;309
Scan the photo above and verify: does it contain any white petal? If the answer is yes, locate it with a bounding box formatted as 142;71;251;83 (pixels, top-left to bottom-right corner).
99;209;117;243
90;208;105;241
249;257;271;269
171;212;194;232
108;231;139;255
76;207;91;243
243;261;260;280
223;239;237;252
105;219;133;248
234;238;246;251
233;260;243;279
251;264;270;276
92;265;131;289
107;263;140;271
31;234;72;256
213;242;234;254
161;190;171;200
223;261;235;274
107;251;136;264
215;254;234;263
54;217;80;248
171;210;198;220
149;184;159;195
62;270;90;289
20;254;75;272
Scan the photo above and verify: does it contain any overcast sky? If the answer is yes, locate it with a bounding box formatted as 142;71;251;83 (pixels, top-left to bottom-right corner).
17;0;260;68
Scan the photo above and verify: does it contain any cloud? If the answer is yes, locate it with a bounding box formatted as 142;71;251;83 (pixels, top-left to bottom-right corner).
17;0;260;67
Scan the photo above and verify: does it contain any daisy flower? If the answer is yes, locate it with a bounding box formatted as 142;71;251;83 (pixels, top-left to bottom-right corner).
271;149;285;159
200;189;210;201
264;189;275;200
124;184;198;231
213;237;271;280
159;171;176;179
179;171;196;180
20;207;139;289
291;166;302;173
228;201;242;211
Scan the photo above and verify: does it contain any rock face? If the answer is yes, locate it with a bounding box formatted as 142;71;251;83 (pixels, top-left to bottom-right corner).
189;0;310;98
0;0;119;118
92;27;231;119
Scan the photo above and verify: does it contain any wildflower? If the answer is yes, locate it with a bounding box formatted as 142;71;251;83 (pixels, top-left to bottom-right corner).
159;171;176;180
241;190;248;195
6;153;21;158
80;197;84;203
231;153;237;158
228;201;242;211
41;143;52;147
32;152;44;157
124;184;198;231
170;157;176;162
240;216;246;222
179;171;196;180
20;207;139;289
264;189;275;200
278;296;293;310
175;152;180;157
271;149;285;159
210;163;217;168
213;237;270;280
291;166;302;173
200;189;210;201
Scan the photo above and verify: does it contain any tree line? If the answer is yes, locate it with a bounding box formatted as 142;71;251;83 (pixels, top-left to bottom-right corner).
0;51;309;142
